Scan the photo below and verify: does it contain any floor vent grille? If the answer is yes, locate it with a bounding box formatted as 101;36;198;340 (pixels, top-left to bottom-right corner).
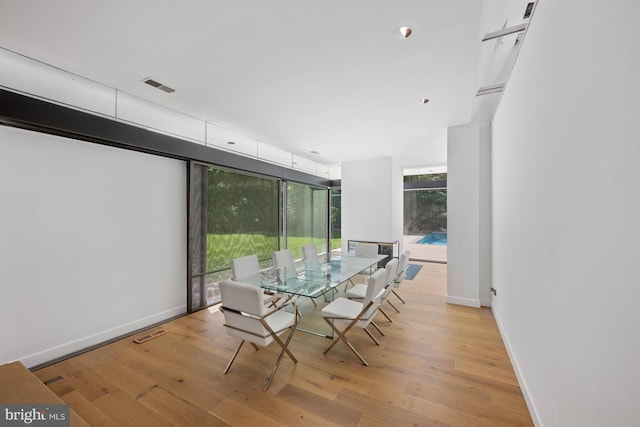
133;328;168;344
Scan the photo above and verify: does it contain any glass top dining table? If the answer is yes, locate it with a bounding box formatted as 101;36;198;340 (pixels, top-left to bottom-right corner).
238;253;387;337
243;253;385;298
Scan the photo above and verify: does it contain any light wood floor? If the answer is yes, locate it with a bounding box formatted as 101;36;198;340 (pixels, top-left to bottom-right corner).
34;262;532;426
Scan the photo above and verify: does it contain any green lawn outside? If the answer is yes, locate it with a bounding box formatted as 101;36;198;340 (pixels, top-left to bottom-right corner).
206;234;341;272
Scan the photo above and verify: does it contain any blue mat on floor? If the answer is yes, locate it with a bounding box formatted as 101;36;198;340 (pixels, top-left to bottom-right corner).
404;264;423;280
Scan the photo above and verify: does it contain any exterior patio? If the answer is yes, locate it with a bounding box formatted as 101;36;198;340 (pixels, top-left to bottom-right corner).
403;234;447;263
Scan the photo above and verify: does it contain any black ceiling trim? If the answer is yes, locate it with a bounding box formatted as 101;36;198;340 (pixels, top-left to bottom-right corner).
404;180;447;190
0;88;331;187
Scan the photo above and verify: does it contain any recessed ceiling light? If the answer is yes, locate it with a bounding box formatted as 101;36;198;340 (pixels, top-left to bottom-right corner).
399;26;413;38
227;141;236;145
310;150;320;155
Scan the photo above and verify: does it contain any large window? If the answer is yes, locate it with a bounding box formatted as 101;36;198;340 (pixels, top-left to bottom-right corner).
188;163;331;311
403;173;447;236
284;182;328;259
330;188;341;251
189;165;280;310
207;168;280;269
403;174;447;263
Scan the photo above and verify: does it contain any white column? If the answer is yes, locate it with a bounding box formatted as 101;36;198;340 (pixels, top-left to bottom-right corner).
341;157;403;254
447;119;492;307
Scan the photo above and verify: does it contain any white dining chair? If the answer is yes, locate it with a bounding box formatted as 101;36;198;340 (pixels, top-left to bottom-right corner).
301;244;320;269
344;242;379;291
274;249;318;306
320;268;387;366
272;249;298;279
355;242;379;274
231;254;281;306
219;279;299;391
345;257;399;322
230;254;260;279
390;251;410;309
355;242;379;259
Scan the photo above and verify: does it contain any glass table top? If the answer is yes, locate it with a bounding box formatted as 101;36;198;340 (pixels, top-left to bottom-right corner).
239;254;384;297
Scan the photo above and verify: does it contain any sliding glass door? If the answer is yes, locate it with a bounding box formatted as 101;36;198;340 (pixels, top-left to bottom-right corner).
330;188;341;251
284;182;328;259
189;164;279;311
188;163;330;311
403;174;447;263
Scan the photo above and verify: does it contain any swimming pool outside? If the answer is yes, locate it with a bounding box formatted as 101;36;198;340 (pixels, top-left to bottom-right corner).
403;235;447;263
417;232;447;245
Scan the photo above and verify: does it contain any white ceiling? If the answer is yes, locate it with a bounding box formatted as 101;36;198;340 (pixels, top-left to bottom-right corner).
0;0;531;170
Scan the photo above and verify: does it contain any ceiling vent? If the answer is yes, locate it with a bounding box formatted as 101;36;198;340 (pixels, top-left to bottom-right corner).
476;84;504;96
142;77;175;93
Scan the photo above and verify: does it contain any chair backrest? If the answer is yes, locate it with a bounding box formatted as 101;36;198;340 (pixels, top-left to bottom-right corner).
301;244;317;260
355;243;378;259
301;244;320;269
219;279;274;345
383;258;399;286
231;254;260;280
359;269;387;323
273;249;298;279
394;251;410;287
377;258;400;304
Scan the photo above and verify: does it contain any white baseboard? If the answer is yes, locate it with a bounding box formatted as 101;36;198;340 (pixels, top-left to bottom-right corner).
19;305;186;368
446;295;481;308
492;307;542;427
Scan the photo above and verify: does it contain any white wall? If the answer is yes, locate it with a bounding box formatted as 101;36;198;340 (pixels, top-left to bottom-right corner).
447;121;481;307
0;126;187;367
478;124;492;306
341;157;403;253
391;158;404;252
491;1;640;425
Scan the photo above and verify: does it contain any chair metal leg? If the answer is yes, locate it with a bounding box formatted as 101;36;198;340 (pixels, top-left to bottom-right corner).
392;289;406;304
331;329;369;366
342;338;369;366
322;320;352;354
363;327;380;345
386;300;400;313
267;298;281;308
224;340;245;374
264;325;297;391
378;307;393;322
370;320;385;337
344;278;355;292
323;318;369;366
265;321;299;364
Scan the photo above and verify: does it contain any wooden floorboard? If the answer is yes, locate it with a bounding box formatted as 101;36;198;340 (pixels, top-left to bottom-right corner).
33;262;532;426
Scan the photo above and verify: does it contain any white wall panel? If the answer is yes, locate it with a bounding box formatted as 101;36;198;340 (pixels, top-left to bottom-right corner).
328;165;342;180
292;155;316;175
0;48;116;117
341;157;402;251
117;92;205;144
257;142;292;167
315;163;330;179
447;121;481;308
206;122;258;157
0;126;187;367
